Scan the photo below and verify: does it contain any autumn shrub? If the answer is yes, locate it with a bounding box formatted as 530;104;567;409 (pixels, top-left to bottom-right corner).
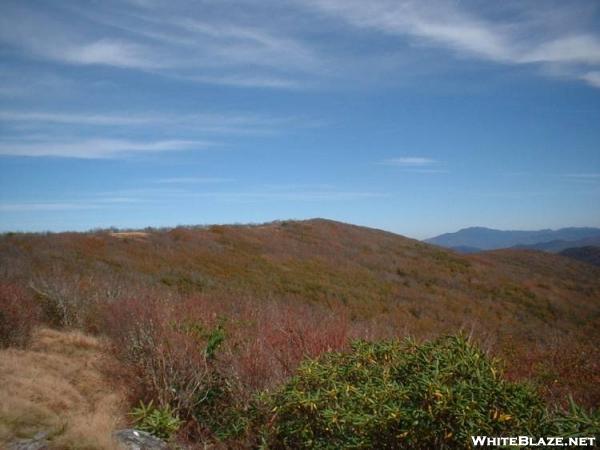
260;335;561;449
101;296;246;441
499;331;600;410
0;283;41;347
229;301;349;393
28;275;89;328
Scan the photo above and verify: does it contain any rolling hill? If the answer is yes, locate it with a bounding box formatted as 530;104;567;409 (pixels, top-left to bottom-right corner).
2;219;599;344
426;226;600;252
2;218;600;445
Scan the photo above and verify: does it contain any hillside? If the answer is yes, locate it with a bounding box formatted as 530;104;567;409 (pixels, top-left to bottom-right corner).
2;219;600;445
2;219;599;343
560;246;600;267
426;226;600;251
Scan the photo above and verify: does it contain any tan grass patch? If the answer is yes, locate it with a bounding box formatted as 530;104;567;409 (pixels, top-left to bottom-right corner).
0;328;126;449
109;232;149;240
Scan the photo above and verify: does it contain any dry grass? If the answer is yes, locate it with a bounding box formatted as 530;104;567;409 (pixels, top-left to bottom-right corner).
109;232;149;240
0;328;126;449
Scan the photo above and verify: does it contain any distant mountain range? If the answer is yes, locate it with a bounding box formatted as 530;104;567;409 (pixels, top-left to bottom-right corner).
425;226;600;255
513;235;600;253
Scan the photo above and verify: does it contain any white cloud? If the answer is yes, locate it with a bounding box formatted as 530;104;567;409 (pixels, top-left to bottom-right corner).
0;139;212;158
382;157;437;167
0;7;163;70
2;0;600;90
581;71;600;88
188;190;385;202
0;109;305;135
0;202;99;212
562;173;600;179
0;2;319;89
521;35;600;65
0;111;152;126
155;177;233;184
61;39;164;69
184;74;304;89
0;196;144;212
306;0;600;87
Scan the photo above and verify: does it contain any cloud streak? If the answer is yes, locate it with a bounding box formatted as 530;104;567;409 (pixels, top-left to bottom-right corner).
2;1;600;90
0;1;320;89
562;173;600;179
382;157;437;167
0;138;212;158
0;202;100;212
306;0;600;88
0;110;298;134
155;177;234;184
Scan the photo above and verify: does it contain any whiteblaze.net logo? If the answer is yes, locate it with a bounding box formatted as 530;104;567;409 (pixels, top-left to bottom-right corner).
471;436;597;447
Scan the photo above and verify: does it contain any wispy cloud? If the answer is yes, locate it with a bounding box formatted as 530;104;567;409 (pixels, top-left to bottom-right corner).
581;71;600;88
155;177;234;184
189;190;385;202
382;157;437;167
562;173;600;179
96;183;384;202
2;1;599;90
63;39;163;69
1;186;384;213
0;138;212;158
0;111;153;126
0;196;144;212
0;110;298;134
0;2;320;89
0;202;99;212
306;0;600;88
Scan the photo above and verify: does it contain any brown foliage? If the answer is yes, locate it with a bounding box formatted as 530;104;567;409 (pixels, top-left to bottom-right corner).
0;283;41;348
500;331;600;408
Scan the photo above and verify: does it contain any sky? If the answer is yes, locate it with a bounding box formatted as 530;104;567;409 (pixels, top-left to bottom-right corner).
1;0;600;239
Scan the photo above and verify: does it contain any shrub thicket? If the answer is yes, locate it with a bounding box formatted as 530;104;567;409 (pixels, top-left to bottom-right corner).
0;283;40;347
261;335;599;449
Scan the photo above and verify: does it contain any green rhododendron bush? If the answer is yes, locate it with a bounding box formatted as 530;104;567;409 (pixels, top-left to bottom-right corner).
260;335;599;449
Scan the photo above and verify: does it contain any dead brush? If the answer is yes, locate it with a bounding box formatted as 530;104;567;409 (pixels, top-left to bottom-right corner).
0;283;41;348
101;296;231;436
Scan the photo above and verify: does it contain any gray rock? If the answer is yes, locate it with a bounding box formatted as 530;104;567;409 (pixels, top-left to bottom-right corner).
8;431;50;450
114;429;169;450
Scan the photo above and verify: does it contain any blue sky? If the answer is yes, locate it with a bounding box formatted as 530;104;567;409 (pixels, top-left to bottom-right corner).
1;0;599;239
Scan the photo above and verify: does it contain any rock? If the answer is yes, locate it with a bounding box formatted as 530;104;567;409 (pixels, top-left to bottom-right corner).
114;429;169;450
8;431;50;450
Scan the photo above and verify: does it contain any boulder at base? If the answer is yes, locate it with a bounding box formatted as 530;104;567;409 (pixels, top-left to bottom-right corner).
114;429;168;450
8;431;50;450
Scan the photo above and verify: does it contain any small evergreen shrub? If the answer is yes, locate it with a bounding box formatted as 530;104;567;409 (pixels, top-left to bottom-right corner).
262;335;552;449
550;397;600;437
130;400;183;439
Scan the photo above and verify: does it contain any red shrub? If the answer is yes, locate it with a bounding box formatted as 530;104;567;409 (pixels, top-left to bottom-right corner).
100;294;352;402
499;332;600;409
0;283;41;347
